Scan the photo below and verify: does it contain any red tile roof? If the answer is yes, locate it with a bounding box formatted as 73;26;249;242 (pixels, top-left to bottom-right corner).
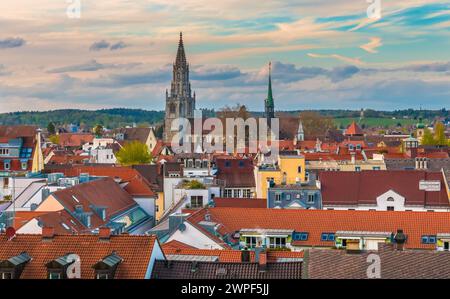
215;157;255;187
345;121;363;136
58;133;94;148
46;165;155;197
51;177;138;228
13;211;49;230
162;240;196;250
319;170;449;207
162;245;303;263
187;207;450;249
0;233;158;279
213;198;267;208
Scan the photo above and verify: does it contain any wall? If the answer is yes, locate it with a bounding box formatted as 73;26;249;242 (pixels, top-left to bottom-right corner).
167;222;223;249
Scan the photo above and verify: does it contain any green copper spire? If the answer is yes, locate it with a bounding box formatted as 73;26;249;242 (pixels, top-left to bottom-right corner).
266;62;274;107
265;62;275;121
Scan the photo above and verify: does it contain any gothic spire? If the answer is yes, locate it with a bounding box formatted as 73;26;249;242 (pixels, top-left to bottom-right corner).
266;62;274;107
175;32;187;66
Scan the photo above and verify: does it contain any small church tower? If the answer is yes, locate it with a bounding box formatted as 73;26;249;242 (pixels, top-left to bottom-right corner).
163;32;196;142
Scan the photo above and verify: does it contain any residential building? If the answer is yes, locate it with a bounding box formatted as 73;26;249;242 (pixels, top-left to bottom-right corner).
215;157;255;198
267;181;321;209
319;170;450;211
0;125;43;175
0;229;164;279
34;177;154;234
113;127;157;153
165;207;450;251
255;151;306;198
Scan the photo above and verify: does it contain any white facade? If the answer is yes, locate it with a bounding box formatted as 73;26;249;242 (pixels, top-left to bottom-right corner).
91;148;117;164
324;189;450;212
167;221;224;249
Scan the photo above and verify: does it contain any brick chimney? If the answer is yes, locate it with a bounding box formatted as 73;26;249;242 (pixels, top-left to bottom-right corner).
42;227;55;239
241;247;250;263
99;227;111;240
258;251;267;271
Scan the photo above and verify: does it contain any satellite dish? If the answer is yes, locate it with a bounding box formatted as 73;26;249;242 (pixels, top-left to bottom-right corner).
5;227;16;240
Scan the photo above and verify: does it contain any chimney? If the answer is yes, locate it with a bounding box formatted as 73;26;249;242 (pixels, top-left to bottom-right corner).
394;229;407;251
42;227;55;239
99;227;111;240
241;247;250;263
258;251;267;271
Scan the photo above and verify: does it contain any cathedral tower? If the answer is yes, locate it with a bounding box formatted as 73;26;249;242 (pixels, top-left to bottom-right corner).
164;32;196;142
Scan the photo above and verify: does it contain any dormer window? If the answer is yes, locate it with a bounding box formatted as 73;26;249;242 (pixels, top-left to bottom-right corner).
0;252;31;279
45;254;76;279
92;252;123;279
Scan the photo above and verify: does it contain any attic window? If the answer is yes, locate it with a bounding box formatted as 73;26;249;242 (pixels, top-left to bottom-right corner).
92;252;123;279
0;252;31;279
421;235;436;244
321;233;335;242
46;254;76;279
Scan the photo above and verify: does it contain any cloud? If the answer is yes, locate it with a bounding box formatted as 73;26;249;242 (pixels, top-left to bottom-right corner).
47;60;141;73
0;37;26;49
191;65;242;80
328;65;360;82
110;41;128;51
0;64;11;76
89;40;110;51
307;53;364;65
360;37;382;53
400;61;450;73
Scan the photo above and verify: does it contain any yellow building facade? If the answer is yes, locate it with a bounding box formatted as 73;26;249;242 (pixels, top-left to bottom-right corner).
255;153;306;199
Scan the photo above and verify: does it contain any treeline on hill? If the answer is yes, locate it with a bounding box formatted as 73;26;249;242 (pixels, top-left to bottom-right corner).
279;108;449;119
0;108;447;129
0;109;165;129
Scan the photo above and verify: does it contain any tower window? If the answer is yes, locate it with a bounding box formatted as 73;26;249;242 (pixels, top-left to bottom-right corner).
169;103;176;114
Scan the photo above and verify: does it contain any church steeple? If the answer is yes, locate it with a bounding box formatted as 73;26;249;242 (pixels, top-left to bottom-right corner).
175;32;187;67
164;32;196;142
265;62;275;122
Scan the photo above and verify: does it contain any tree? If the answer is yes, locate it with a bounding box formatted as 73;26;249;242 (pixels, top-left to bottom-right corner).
217;104;251;120
93;124;104;137
47;122;56;135
421;128;435;145
49;134;60;145
184;180;206;190
434;122;448;146
116;141;152;166
421;122;449;146
299;111;335;138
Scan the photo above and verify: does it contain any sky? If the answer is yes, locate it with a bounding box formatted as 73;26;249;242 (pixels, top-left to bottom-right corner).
0;0;449;113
